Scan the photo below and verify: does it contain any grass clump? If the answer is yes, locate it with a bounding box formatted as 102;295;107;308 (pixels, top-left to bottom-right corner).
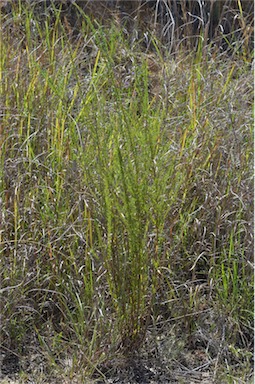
0;1;253;383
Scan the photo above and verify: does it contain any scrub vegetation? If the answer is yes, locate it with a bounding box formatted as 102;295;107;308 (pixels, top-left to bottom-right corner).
0;1;253;383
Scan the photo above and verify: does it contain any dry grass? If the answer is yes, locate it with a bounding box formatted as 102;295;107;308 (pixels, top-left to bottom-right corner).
0;1;254;383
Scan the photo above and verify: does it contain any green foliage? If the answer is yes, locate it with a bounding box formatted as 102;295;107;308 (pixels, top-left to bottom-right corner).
0;1;253;381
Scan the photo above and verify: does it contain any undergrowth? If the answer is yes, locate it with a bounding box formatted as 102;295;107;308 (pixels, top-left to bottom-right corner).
0;1;253;383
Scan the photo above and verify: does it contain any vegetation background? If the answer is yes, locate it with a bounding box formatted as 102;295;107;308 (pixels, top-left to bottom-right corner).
0;0;254;383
